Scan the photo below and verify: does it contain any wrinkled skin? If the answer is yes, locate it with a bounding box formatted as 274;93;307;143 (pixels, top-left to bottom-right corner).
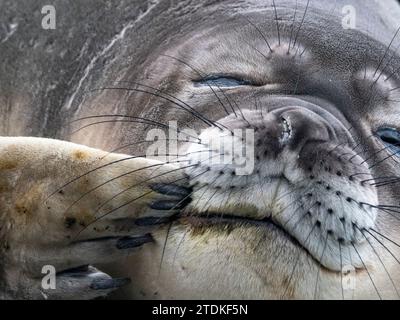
1;0;400;299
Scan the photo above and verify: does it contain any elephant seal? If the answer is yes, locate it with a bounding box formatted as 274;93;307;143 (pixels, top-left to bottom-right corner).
1;0;400;299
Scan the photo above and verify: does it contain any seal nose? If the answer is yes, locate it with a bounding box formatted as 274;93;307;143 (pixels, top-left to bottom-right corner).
272;107;333;153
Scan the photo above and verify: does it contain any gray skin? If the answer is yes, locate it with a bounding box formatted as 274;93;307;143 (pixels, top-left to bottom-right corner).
1;0;400;299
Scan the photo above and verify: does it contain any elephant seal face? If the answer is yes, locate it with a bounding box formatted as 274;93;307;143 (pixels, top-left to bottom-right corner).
113;0;400;299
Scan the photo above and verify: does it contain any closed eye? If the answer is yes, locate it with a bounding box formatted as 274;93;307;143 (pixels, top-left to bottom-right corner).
193;75;253;88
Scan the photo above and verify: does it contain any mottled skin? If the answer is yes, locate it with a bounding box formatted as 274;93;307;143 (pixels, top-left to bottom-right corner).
1;0;400;299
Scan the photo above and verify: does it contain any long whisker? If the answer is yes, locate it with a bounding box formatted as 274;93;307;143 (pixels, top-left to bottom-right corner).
292;0;310;50
172;229;189;268
101;138;205;159
288;0;298;53
347;244;355;300
239;14;273;53
360;144;398;165
370;41;400;87
272;0;281;46
161;55;251;125
160;54;234;117
365;229;400;265
88;86;221;130
373;25;400;78
339;241;345;300
369;148;400;169
239;35;271;61
81;153;220;234
115;80;219;128
62;150;211;216
370;228;400;248
313;233;329;299
158;221;173;276
70;119;183;137
189;174;224;215
70;114;201;141
351;243;382;300
385;64;400;82
360;229;400;298
282;222;317;297
373;178;400;188
44;153;173;201
91;161;212;222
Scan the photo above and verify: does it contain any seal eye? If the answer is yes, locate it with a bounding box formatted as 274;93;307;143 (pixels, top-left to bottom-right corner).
377;128;400;153
193;76;251;87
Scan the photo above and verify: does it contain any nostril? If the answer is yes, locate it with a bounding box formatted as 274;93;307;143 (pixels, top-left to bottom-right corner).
280;117;292;144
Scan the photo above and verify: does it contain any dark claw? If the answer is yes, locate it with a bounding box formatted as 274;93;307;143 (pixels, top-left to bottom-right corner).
57;265;89;277
150;183;191;197
150;200;183;210
150;198;191;211
116;234;153;249
90;277;131;290
135;216;173;226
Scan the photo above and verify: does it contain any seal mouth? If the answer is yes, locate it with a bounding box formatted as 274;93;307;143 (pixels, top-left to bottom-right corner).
179;212;337;273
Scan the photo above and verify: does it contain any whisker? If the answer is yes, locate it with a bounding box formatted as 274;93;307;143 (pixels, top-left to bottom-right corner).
172;229;188;268
199;187;220;214
70;119;175;136
359;204;400;221
347;244;355;300
370;228;400;248
351;243;382;300
158;221;173;276
281;201;316;229
44;153;172;201
360;229;400;298
217;185;237;223
87;152;220;222
385;64;400;82
349;134;378;158
361;175;400;184
115;80;219;128
288;0;299;53
62;150;212;217
370;41;400;88
190;174;223;215
239;14;273;53
373;25;400;78
160;54;234;117
239;35;271;61
79;153;221;235
292;0;310;50
44;143;212;203
339;241;345;300
313;233;329;299
369;148;400;169
166;53;253;127
272;0;281;46
365;229;400;266
282;222;317;298
88;86;220;130
101;138;205;160
360;144;397;165
70;114;201;142
374;178;400;188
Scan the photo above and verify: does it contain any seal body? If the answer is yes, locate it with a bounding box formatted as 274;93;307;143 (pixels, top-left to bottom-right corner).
1;0;400;299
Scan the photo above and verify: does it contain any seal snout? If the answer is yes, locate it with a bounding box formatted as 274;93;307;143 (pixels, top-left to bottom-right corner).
182;100;378;271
